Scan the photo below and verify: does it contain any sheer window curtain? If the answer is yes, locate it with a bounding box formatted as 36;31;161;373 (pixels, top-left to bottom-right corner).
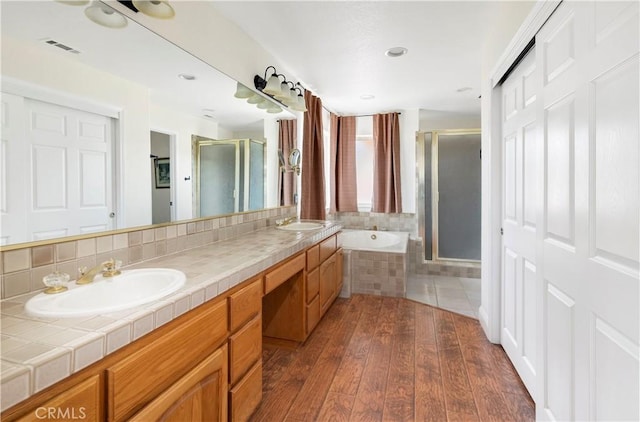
330;114;358;212
300;91;326;220
278;119;297;206
372;112;402;213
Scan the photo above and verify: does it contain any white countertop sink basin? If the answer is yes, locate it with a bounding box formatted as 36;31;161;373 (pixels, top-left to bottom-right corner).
276;222;324;231
25;268;186;318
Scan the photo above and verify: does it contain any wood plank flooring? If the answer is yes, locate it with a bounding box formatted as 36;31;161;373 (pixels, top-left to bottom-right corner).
250;294;534;422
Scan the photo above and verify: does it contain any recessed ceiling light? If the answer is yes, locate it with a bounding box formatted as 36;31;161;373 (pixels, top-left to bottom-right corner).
456;87;473;93
385;47;408;58
178;73;196;80
360;94;375;100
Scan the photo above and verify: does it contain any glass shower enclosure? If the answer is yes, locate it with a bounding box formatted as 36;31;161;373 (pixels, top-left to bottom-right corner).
192;136;265;217
418;130;481;261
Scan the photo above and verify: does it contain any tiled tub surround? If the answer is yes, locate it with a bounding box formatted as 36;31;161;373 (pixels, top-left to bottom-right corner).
329;212;480;279
0;218;340;411
328;211;417;233
0;206;296;300
340;230;410;298
347;250;408;297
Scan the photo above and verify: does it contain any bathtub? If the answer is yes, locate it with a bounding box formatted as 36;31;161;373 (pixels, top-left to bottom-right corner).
338;230;409;298
339;229;409;254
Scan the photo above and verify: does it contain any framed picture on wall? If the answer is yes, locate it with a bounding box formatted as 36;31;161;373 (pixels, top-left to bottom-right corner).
154;157;170;188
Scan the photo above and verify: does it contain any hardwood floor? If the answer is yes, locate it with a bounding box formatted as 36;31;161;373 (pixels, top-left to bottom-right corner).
251;295;534;422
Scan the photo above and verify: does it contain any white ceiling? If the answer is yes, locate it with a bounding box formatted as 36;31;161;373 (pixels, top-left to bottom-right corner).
210;1;511;116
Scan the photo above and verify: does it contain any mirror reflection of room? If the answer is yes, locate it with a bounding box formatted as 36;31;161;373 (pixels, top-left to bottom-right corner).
0;0;294;247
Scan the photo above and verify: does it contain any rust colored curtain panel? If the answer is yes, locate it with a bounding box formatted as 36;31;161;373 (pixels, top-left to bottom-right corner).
330;114;358;212
300;91;326;220
372;112;402;213
278;119;297;206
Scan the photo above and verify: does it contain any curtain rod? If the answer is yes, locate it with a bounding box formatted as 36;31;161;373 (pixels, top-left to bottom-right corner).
345;112;403;117
277;109;403;121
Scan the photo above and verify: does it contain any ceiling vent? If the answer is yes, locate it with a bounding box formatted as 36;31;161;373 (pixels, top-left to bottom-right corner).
43;39;81;54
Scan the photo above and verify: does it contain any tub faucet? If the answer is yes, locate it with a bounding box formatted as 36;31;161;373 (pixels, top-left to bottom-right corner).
373;225;378;231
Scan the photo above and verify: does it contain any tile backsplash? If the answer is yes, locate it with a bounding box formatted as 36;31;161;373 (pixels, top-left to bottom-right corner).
0;207;297;300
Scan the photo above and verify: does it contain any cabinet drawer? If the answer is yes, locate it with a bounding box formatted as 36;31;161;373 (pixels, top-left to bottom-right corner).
306;244;320;270
229;315;262;385
17;375;102;422
229;276;262;333
229;361;262;422
306;295;321;334
107;299;228;421
319;235;337;263
264;253;305;294
306;267;319;304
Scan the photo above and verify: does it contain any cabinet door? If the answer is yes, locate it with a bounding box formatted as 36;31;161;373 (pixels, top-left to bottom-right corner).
16;375;102;422
306;266;319;304
319;254;336;315
336;248;344;295
129;345;228;422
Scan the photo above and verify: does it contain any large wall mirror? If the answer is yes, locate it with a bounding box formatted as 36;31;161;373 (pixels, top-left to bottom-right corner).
0;0;295;247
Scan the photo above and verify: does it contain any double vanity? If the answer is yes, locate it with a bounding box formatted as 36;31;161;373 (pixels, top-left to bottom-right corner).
1;220;343;421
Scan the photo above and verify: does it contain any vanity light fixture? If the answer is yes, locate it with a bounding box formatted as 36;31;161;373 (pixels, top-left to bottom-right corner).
84;1;128;28
254;66;307;112
131;0;176;19
234;82;254;99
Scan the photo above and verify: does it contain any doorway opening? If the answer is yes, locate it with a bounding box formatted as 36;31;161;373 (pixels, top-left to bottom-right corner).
150;130;174;224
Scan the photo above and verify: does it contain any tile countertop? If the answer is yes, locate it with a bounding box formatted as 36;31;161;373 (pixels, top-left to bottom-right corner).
0;221;342;412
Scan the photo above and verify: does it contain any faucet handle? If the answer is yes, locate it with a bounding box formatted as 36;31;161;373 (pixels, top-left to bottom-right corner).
102;258;121;277
103;258;115;271
78;266;87;277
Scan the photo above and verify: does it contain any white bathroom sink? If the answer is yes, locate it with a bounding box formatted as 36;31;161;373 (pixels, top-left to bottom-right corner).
25;268;186;318
276;222;323;231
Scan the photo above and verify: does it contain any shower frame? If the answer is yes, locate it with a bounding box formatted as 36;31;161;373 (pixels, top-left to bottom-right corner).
417;128;482;263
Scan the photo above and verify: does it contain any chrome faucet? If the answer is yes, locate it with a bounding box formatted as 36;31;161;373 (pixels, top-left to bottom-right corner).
76;258;120;285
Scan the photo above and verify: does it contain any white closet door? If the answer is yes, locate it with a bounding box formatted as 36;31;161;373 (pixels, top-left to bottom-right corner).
536;2;639;421
0;93;28;245
25;99;114;241
500;49;538;397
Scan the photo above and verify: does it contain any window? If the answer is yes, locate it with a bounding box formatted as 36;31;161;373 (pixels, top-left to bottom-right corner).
355;116;373;211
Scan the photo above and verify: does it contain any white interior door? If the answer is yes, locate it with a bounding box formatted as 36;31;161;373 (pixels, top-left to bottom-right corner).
500;49;538;396
0;93;28;245
535;2;639;421
5;97;115;243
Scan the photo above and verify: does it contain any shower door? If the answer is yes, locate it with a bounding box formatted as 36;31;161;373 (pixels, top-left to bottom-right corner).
419;130;481;261
193;137;265;217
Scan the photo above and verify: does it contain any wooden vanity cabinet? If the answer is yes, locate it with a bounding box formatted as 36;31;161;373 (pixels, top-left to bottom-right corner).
319;253;337;315
107;298;228;421
336;248;344;295
262;253;306;345
15;375;103;422
129;346;228;422
317;235;342;317
228;276;262;422
3;232;343;422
